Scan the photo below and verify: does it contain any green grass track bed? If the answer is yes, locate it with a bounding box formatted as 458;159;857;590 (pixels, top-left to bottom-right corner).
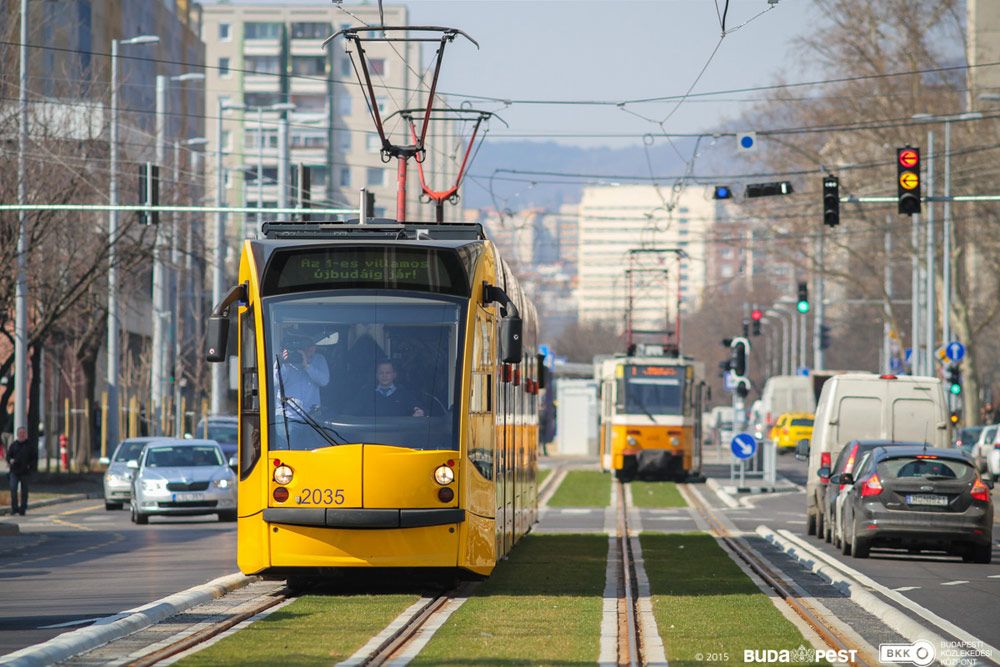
546;470;611;507
176;594;419;667
641;532;818;666
412;534;608;666
629;481;686;508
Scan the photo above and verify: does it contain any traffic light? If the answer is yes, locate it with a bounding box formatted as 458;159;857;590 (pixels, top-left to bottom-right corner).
897;146;921;215
746;181;794;198
947;364;962;395
820;324;831;350
735;377;751;398
138;162;160;225
751;308;763;336
713;185;733;200
796;281;810;314
822;175;839;227
730;337;749;378
949;411;960;425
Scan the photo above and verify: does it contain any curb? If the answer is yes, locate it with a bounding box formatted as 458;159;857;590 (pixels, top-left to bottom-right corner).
0;494;96;516
0;572;252;667
704;477;740;509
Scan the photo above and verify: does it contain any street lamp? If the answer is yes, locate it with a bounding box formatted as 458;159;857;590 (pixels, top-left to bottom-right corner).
107;33;158;448
210;100;245;415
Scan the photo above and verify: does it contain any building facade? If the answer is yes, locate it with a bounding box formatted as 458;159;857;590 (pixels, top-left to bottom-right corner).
200;2;459;236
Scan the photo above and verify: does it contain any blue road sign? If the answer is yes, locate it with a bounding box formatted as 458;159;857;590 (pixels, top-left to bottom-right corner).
797;367;810;377
889;355;904;373
904;347;913;364
946;341;965;362
730;432;757;460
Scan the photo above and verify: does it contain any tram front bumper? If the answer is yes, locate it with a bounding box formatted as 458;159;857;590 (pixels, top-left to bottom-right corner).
263;507;465;529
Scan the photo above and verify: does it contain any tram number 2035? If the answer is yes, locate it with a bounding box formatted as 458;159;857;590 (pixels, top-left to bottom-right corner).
296;488;345;505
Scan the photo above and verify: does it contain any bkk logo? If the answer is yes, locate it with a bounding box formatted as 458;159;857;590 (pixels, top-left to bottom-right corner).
878;640;936;667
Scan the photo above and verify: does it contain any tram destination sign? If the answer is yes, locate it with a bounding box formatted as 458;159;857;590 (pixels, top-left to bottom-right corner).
264;246;469;296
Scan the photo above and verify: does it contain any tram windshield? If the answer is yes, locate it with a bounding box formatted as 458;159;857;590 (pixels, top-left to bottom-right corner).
619;365;685;416
265;292;464;451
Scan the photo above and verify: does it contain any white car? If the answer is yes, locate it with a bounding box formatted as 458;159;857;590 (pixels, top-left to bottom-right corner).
988;445;1000;480
129;439;237;524
972;425;999;473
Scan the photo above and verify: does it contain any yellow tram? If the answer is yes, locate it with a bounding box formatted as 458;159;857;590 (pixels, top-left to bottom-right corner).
206;222;540;577
597;353;706;481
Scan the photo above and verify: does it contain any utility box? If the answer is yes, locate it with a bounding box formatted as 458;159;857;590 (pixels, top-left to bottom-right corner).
556;379;599;456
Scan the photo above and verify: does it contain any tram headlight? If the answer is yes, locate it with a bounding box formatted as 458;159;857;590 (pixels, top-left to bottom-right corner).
433;465;455;485
670;436;680;446
273;465;294;485
627;436;638;447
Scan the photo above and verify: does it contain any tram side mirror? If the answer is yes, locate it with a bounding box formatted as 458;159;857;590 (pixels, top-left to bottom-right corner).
206;316;229;363
500;316;523;364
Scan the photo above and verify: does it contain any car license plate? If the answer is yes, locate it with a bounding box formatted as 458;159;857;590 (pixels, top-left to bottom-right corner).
173;492;205;501
905;494;948;506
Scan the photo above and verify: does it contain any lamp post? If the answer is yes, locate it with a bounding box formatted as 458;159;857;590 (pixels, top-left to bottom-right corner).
247;102;296;232
211;100;246;415
766;308;791;376
107;34;158;448
14;0;27;436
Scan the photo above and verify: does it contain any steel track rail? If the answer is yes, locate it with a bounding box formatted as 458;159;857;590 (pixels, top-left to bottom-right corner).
124;588;291;667
616;482;642;667
681;485;878;667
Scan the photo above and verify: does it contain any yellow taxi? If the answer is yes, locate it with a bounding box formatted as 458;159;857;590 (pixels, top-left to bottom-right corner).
770;412;814;451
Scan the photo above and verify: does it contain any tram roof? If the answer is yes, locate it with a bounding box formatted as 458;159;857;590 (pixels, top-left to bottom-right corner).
259;221;487;244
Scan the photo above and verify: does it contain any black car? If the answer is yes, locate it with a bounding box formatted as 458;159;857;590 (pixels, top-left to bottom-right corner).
821;440;921;546
839;446;994;563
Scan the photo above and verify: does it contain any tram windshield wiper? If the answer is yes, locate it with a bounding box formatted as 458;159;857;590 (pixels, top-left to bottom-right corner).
274;355;348;448
633;393;659;425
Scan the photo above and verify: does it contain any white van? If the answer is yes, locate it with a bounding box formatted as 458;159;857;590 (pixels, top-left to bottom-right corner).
760;375;815;439
804;373;950;536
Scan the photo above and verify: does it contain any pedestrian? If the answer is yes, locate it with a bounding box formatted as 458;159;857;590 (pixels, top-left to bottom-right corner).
6;426;38;516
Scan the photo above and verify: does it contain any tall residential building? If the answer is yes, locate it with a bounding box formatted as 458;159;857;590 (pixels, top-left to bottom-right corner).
577;185;715;335
200;2;459;236
968;0;1000;110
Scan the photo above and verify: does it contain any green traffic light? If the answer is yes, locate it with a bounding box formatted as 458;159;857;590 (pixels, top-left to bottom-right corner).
797;300;810;314
950;383;962;395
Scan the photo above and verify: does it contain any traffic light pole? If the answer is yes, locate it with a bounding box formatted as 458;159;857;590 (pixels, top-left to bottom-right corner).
813;227;825;371
911;212;921;375
925;131;936;379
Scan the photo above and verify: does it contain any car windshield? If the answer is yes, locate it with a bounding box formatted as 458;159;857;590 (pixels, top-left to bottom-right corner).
145;446;223;468
113;441;148;462
791;418;814;427
879;456;975;482
265;292;464;451
620;365;684;415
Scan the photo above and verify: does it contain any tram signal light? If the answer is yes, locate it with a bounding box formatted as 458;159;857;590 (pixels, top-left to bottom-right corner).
752;319;761;337
735;377;751;399
947;364;962;395
897;147;921;215
713;185;733;200
820;324;832;350
796;281;810;314
730;337;750;378
823;175;840;227
751;309;763;336
745;181;794;198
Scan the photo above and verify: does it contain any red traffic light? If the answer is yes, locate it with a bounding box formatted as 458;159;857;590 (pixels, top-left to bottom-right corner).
898;148;919;169
751;309;763;321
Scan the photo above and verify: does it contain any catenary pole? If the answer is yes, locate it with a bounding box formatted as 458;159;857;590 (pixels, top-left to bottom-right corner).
943;120;953;349
151;75;167;434
14;0;28;435
925;130;935;377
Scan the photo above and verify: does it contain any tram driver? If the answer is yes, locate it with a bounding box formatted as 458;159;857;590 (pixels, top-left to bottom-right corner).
368;360;426;417
274;332;330;414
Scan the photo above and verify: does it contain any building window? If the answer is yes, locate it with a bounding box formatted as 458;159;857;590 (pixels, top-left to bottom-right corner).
366;132;381;153
367;167;385;187
245;55;281;75
307;165;328;188
337;94;351;116
218;57;230;76
720;247;733;259
218;22;231;41
291;94;326;112
244;22;281;40
245;129;278;149
368;58;387;76
291;56;326;76
291;22;331;39
244;92;282;108
721;265;734;278
340;56;353;77
221;130;231;151
339;167;351;187
244;167;278;185
336;131;351;151
375;96;388;113
291;130;327;148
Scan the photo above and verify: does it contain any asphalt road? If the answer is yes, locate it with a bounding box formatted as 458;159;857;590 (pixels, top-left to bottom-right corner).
718;455;1000;650
0;500;237;656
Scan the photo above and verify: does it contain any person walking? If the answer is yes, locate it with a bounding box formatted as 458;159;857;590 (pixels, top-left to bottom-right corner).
6;427;38;515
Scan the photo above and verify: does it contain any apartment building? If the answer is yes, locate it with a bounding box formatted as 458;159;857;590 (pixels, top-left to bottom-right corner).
200;2;459;236
577;185;714;335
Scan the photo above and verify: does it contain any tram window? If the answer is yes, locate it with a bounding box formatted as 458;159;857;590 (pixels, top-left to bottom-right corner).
240;307;261;479
266;293;465;451
620;365;686;416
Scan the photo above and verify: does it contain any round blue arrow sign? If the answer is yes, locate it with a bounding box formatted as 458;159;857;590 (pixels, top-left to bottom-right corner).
730;432;757;460
946;341;965;362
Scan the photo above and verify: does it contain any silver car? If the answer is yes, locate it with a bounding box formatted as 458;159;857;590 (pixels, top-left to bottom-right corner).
128;439;237;524
100;437;159;511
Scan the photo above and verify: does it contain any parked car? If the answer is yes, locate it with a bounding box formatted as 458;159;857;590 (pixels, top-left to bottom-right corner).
973;425;1000;473
129;438;237;524
838;446;993;563
196;415;238;463
99;437;160;511
770;413;814;452
803;373;950;538
824;440;920;546
987;441;1000;481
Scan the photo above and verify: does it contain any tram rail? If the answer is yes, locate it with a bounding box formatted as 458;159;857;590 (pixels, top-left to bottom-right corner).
615;481;643;667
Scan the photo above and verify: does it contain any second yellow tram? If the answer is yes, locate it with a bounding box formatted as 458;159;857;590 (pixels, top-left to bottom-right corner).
597;354;706;481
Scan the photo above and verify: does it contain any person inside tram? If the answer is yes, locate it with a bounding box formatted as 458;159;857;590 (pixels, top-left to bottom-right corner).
368;360;426;417
274;331;330;414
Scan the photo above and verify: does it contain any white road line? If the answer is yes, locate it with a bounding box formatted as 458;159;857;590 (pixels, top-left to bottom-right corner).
336;597;437;667
893;586;921;592
598;484;618;667
561;508;594;514
768;527;1000;662
385;595;470;667
940;580;969;586
624;485;668;667
988;574;1000;579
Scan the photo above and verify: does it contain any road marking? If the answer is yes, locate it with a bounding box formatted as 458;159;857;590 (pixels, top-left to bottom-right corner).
785;520;807;525
50;517;97;532
940;580;969;586
893;586;921;592
988;574;1000;579
56;503;103;516
561;508;594;515
38;616;105;629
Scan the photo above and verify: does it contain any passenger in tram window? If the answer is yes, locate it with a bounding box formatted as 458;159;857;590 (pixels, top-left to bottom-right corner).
369;360;425;417
273;332;330;414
